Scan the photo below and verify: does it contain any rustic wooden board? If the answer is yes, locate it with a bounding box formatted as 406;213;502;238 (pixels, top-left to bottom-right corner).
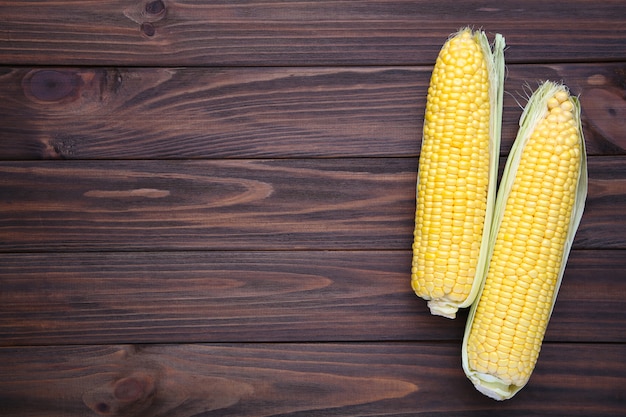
0;250;623;346
1;63;624;160
0;158;413;251
0;343;624;416
0;157;623;252
1;1;624;415
1;1;625;66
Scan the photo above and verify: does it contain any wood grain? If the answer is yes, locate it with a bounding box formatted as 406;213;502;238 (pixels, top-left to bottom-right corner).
0;343;624;417
574;156;626;249
1;63;625;160
0;157;624;252
1;2;624;414
1;1;625;66
0;250;623;346
0;158;413;251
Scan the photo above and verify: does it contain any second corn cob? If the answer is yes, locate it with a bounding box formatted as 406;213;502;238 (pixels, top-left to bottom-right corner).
461;81;588;400
412;28;505;318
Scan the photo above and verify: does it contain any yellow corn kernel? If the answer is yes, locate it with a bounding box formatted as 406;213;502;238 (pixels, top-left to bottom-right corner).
412;28;505;318
462;81;588;400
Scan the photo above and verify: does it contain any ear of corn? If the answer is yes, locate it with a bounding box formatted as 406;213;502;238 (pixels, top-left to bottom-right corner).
461;81;588;400
411;28;505;318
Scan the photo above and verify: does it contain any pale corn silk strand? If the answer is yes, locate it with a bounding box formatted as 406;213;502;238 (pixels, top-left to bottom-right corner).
463;82;586;400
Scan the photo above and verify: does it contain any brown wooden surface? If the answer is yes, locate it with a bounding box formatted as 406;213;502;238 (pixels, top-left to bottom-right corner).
1;1;625;416
1;0;626;66
1;343;625;417
1;158;625;251
1;250;625;346
2;63;625;160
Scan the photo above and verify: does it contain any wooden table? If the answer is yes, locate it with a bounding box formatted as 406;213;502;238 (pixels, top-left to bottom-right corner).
1;1;625;415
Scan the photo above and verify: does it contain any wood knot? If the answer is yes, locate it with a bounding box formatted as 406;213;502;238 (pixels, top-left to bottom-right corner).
21;68;111;110
141;22;157;37
123;0;166;37
580;87;626;152
114;376;151;402
22;69;82;103
83;372;157;416
145;0;166;16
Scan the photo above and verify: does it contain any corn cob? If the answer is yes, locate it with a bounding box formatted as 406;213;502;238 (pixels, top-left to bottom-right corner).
411;28;505;318
462;81;588;400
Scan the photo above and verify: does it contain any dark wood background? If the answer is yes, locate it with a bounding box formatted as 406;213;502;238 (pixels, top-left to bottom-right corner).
1;1;625;416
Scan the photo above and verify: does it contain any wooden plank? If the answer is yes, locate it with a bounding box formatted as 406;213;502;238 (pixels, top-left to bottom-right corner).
0;250;432;345
0;342;624;416
1;66;422;160
0;157;623;252
1;63;624;160
0;158;413;252
1;1;625;66
574;156;626;249
0;250;622;345
546;250;626;342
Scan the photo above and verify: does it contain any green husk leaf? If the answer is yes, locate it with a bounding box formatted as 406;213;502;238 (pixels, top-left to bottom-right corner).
419;28;506;319
461;81;588;400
